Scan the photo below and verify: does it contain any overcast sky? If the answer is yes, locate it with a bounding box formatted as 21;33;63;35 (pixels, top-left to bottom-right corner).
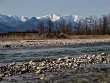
0;0;110;17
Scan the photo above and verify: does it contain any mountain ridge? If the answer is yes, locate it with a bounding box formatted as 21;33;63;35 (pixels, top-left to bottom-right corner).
0;13;99;33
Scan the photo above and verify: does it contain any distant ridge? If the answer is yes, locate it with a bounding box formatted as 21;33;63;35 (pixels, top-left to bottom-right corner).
0;13;82;32
0;13;109;35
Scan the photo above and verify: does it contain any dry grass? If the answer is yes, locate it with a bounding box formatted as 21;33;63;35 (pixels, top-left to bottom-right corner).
0;33;110;41
69;35;110;39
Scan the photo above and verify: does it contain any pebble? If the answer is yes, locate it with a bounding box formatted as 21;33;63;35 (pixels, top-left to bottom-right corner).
100;53;106;56
35;70;42;74
0;53;109;81
0;74;4;81
0;74;4;78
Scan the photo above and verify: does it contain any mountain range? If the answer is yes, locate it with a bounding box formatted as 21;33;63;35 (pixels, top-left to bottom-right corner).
0;13;98;33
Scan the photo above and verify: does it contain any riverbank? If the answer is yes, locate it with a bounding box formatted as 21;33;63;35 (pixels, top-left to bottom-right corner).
1;39;110;49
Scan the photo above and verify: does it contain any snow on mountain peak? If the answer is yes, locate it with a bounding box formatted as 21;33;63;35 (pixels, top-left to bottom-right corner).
20;16;28;22
49;14;60;21
36;14;60;21
36;15;49;20
7;15;12;17
74;15;80;22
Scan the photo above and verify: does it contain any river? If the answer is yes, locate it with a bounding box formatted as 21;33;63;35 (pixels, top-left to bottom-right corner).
0;43;110;63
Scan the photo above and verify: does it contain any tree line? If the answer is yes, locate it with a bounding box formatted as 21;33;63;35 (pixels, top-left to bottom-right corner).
1;14;110;36
36;14;110;35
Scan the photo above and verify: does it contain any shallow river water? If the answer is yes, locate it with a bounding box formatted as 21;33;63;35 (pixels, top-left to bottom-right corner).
0;44;110;63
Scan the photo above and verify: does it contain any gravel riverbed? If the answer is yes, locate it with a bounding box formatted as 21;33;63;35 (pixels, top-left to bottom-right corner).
0;53;110;83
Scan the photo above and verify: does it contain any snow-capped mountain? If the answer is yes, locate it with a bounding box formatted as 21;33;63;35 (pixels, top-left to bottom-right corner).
36;14;60;21
0;13;98;33
20;16;28;22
